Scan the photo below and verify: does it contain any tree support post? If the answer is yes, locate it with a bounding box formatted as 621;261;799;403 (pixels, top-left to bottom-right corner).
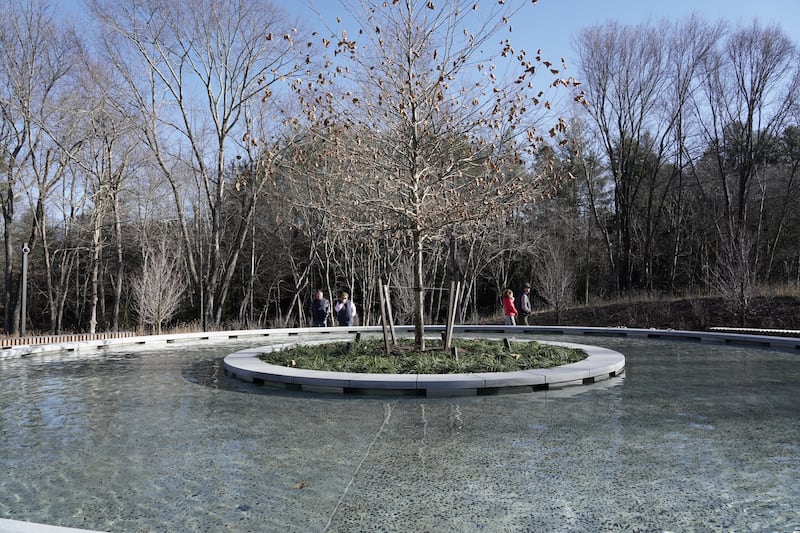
378;279;391;355
383;282;396;345
444;280;461;350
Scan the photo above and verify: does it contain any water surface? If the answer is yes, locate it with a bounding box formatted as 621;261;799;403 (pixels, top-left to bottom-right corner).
0;334;798;531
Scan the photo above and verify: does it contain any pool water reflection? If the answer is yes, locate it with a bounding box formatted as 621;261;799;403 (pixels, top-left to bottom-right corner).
0;334;798;531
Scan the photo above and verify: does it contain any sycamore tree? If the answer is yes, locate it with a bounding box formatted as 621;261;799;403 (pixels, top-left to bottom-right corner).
0;0;79;334
93;0;310;328
289;0;580;349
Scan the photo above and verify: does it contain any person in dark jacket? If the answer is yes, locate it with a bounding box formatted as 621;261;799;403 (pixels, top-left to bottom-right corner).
518;282;532;325
310;289;330;327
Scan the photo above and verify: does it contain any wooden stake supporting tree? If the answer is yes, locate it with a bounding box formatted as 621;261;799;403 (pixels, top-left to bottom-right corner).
443;280;461;351
378;279;392;355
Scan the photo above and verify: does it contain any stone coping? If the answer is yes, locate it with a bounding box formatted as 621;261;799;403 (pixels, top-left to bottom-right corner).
3;324;800;360
223;337;625;396
0;518;100;532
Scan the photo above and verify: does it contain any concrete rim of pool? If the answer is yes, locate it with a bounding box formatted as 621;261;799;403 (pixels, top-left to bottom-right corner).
7;323;800;396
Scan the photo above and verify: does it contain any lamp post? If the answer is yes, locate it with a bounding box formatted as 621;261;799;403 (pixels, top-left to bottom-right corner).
20;242;29;337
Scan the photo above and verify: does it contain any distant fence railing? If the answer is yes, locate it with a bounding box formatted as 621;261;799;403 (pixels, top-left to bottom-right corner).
1;332;137;349
708;327;800;338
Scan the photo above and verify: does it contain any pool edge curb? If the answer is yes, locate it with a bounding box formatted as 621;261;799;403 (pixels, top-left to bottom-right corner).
5;324;800;361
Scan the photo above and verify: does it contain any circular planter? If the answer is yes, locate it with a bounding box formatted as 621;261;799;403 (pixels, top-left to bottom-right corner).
223;338;625;396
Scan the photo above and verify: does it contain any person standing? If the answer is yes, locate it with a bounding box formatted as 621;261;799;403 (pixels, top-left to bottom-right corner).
501;288;518;326
518;282;532;325
310;289;330;327
335;291;357;326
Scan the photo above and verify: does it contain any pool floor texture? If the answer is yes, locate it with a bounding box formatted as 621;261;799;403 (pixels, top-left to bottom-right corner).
0;326;798;531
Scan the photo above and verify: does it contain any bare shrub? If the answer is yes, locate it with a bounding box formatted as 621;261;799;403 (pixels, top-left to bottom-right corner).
130;241;186;334
535;240;576;323
710;231;757;325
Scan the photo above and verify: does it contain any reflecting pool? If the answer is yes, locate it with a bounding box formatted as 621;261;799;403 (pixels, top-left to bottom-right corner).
0;333;798;531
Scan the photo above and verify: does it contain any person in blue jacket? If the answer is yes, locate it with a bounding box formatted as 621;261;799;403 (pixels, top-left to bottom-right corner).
310;289;330;327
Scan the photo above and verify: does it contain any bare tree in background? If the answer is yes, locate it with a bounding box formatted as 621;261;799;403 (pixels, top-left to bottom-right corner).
576;20;669;293
93;0;309;328
65;55;146;333
709;229;757;325
576;18;729;293
130;240;186;334
663;17;725;292
696;20;799;243
17;47;87;334
24;125;77;335
535;238;575;324
294;0;578;349
0;0;79;334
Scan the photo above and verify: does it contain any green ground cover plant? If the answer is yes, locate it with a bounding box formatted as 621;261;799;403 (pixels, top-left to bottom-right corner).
258;337;586;374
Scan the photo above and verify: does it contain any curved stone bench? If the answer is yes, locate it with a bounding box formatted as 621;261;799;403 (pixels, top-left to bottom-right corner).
223;339;625;396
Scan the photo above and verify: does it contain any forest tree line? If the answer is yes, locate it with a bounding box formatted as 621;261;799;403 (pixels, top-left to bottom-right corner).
1;0;798;336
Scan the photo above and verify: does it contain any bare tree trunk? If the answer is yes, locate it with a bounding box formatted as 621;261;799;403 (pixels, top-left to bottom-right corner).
3;158;22;334
88;201;104;334
3;203;15;335
55;253;76;335
584;211;591;305
99;260;106;329
111;195;123;331
413;230;425;351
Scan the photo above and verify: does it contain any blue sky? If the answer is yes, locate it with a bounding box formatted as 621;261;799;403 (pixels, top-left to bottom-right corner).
55;0;798;114
286;0;799;78
57;0;799;70
515;0;800;64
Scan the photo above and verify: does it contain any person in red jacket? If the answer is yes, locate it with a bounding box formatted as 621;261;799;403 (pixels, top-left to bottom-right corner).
501;288;518;326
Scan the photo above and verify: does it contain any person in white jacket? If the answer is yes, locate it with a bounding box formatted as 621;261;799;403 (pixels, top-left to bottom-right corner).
334;291;357;326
